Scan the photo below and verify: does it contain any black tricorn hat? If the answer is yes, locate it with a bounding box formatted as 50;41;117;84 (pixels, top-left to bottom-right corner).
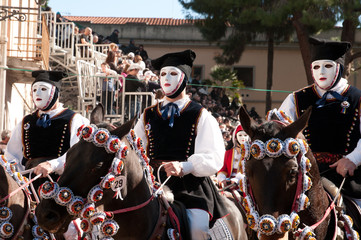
309;37;351;66
151;49;196;80
31;70;67;90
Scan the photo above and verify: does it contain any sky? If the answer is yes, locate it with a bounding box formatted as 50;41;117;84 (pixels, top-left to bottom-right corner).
49;0;192;19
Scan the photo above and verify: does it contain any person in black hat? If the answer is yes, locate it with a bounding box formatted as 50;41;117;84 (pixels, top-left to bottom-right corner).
134;50;228;239
279;37;361;206
4;70;89;177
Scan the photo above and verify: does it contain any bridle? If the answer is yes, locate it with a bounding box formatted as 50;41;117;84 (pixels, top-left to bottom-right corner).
39;125;167;239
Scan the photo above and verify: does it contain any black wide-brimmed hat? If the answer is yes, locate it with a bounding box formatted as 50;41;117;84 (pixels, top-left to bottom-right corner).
151;49;196;80
309;37;351;66
32;70;67;90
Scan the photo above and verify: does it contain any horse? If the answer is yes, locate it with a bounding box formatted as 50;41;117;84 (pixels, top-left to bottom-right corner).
35;104;248;239
237;106;360;240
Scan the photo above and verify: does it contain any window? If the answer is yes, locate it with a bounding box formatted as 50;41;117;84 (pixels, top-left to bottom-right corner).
191;65;204;83
233;66;254;88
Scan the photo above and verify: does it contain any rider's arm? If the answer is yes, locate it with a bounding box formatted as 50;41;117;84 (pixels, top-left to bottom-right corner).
278;93;298;121
4;121;24;170
181;109;225;177
345;138;361;167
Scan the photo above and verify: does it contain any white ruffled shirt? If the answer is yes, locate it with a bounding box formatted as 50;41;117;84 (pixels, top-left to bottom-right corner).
5;104;89;174
134;96;225;177
279;78;361;167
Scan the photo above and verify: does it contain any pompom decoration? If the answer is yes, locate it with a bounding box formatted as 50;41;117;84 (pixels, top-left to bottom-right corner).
32;225;45;238
106;137;122;154
136;137;143;150
129;130;137;143
0;207;12;221
298;139;309;155
258;214;277;235
240;142;250;160
300;156;312;173
290;212;300;230
298;193;310;211
40;181;59;199
76;124;85;137
111;158;124;175
277;214;291;233
82;125;97;142
67;196;85;215
101;219;119;237
54;187;74;206
265;138;284;158
247;209;259;231
87;185;104;203
118;143;128;159
80;219;92;233
80;203;96;219
90;212;106;225
0;222;13;238
242;195;252;213
93;129;110;147
284;138;300;158
302;175;312;192
250;140;266;160
100;173;116;189
299;227;316;240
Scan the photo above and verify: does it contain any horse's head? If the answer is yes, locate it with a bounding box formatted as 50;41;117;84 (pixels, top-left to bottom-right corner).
239;106;315;239
35;104;143;234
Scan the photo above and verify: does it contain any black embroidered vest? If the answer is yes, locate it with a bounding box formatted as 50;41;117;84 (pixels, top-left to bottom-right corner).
143;101;203;161
294;85;361;155
22;109;75;164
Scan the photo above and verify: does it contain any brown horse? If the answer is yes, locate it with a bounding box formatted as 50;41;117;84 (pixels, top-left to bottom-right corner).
238;106;359;240
35;104;248;239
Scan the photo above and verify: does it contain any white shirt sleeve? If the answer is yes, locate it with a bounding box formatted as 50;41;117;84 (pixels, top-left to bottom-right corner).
134;113;147;146
346;135;361;167
181;109;225;177
278;93;297;122
4;121;25;170
49;113;90;175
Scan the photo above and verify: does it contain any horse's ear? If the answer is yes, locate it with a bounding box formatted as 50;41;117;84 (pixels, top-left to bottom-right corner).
90;103;105;124
239;105;255;138
282;106;312;138
111;116;137;139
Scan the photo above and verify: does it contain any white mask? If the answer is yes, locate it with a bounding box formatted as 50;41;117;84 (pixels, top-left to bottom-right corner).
311;60;340;90
160;66;185;96
31;81;56;110
236;131;249;145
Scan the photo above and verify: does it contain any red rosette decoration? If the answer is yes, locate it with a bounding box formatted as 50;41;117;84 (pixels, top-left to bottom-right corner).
93;129;110;147
87;185;104;203
129;129;137;142
40;181;59;199
80;219;92;233
106;137;122;154
118;143;128;159
284;138;300;158
136;137;143;150
101;219;119;237
32;224;45;238
80;203;95;219
250;140;266;160
111;158;124;176
0;207;12;221
277;214;292;233
90;212;106;225
297;193;310;212
100;172;116;189
54;187;74;206
265;138;284;158
258;214;277;236
0;222;13;238
290;212;300;230
247;209;259;231
299;227;316;240
300;156;312;173
82;125;97;142
66;196;85;215
298;138;309;155
76;124;85;137
302;174;312;192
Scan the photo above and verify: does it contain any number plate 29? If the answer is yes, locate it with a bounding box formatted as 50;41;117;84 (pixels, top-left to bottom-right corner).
111;175;126;192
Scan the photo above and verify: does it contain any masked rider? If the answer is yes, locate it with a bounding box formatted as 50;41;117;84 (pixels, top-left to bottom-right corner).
134;50;228;240
279;37;361;208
